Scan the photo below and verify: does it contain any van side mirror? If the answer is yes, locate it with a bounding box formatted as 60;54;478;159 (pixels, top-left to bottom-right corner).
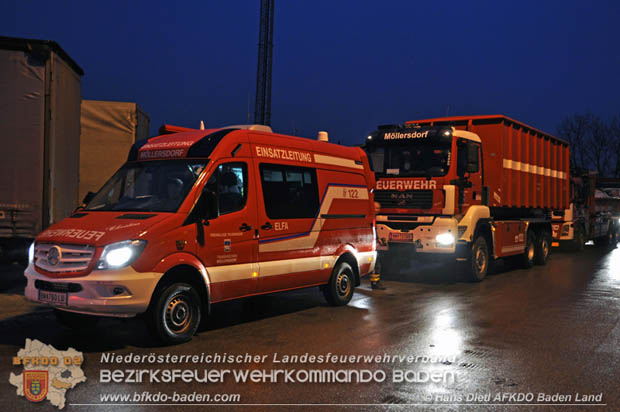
73;191;96;213
82;191;96;205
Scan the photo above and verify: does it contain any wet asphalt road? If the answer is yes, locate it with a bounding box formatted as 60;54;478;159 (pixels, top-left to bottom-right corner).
1;244;619;411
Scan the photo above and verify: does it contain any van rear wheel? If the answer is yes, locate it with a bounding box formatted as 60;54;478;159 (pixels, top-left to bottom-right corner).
323;262;355;306
146;283;201;345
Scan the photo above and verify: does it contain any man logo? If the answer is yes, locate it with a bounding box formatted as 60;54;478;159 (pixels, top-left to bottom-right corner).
47;246;62;266
23;370;48;402
391;192;413;206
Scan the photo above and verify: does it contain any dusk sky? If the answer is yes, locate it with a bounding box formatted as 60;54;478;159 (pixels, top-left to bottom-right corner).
2;1;619;146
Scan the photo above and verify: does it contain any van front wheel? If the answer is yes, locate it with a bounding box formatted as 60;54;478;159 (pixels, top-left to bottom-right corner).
323;262;355;306
146;283;201;345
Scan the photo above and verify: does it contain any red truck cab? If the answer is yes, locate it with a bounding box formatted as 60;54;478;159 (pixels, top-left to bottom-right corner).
24;125;377;343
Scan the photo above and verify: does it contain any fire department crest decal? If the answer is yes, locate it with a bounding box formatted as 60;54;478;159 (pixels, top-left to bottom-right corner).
23;370;48;402
9;339;86;409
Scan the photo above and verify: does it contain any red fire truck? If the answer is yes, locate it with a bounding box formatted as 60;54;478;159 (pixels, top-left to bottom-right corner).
364;115;570;281
552;172;620;250
24;125;377;343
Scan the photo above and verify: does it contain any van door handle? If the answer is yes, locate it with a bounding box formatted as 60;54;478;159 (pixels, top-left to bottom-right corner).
261;222;273;230
239;223;252;232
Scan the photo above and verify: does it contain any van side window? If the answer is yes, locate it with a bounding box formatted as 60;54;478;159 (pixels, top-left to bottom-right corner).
206;162;248;215
259;164;319;219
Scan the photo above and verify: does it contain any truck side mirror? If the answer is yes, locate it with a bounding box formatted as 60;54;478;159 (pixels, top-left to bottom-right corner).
467;143;479;173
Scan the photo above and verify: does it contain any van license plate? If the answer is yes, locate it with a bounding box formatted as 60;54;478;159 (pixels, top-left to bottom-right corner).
38;290;67;306
389;232;413;242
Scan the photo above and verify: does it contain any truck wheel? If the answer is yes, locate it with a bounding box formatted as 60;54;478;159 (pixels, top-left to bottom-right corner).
470;236;491;281
606;229;615;248
534;231;551;265
520;232;535;268
323;261;355;306
54;309;100;330
146;283;201;345
573;227;585;252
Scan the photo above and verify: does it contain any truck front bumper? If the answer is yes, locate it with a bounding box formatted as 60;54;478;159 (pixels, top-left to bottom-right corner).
24;264;162;318
376;217;458;254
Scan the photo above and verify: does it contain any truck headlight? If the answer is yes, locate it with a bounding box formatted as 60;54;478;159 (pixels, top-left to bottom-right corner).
96;240;147;270
436;233;455;246
28;242;35;265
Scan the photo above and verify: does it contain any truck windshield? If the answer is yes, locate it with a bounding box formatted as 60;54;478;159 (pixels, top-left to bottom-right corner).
366;143;451;177
84;160;207;212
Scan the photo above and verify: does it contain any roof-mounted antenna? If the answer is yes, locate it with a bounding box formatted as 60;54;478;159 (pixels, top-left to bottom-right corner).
200;120;205;130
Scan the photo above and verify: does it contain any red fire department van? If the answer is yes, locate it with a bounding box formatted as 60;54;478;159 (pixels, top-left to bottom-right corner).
24;125;377;343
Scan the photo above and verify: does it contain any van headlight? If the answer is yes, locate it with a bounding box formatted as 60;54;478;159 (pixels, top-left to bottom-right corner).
436;233;455;246
96;240;147;270
28;242;35;265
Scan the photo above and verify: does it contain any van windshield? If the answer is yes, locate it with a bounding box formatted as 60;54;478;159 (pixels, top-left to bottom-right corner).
85;160;207;212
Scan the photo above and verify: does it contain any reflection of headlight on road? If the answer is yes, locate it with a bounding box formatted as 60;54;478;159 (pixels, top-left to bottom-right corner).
436;233;455;246
97;240;147;270
28;242;35;265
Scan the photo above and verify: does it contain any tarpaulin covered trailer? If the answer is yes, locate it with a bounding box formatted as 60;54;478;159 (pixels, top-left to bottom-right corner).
0;36;83;262
79;100;150;201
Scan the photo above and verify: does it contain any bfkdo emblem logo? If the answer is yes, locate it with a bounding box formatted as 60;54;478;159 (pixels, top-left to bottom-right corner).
23;370;48;402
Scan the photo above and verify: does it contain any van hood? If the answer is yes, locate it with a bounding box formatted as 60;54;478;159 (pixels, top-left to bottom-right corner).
36;212;173;247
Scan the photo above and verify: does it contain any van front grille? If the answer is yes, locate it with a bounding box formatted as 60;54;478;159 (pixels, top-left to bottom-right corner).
34;243;95;273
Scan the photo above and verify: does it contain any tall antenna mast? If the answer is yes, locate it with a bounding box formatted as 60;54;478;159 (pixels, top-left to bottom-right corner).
254;0;275;126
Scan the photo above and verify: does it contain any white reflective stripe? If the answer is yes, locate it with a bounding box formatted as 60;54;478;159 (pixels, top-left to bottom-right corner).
355;251;375;270
259;185;369;253
259;256;328;277
207;262;255;282
207;256;338;282
314;154;364;169
501;245;525;254
502;159;567;179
